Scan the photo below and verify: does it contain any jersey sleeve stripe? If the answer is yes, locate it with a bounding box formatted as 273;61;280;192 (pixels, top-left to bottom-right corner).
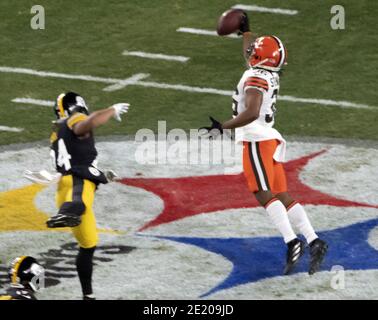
244;85;267;93
244;77;269;91
244;82;269;91
244;81;269;88
245;77;269;85
67;113;88;129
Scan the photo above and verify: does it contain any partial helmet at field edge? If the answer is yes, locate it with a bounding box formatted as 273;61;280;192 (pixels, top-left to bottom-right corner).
8;256;45;292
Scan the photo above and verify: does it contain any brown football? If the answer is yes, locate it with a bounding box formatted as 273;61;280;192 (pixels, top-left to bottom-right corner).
216;9;244;36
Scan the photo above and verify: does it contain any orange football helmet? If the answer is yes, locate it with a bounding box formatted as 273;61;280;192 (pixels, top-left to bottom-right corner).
247;35;287;72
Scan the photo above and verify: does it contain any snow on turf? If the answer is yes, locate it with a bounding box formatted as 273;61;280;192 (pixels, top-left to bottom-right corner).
0;139;377;299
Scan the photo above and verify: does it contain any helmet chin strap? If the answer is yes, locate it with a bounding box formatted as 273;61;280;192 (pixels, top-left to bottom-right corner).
251;58;269;68
251;58;282;72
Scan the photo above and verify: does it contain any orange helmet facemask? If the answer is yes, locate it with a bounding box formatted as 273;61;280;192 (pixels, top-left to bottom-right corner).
246;35;287;72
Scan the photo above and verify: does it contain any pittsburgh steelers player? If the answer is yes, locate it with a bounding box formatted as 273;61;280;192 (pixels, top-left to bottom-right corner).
47;92;129;299
0;256;45;300
201;12;328;275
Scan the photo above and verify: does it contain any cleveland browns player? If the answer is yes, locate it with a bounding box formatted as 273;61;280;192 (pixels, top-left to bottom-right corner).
0;256;44;300
47;92;129;299
201;12;328;275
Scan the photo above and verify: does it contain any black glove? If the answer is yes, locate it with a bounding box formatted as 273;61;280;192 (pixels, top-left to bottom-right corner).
199;116;223;138
238;11;250;35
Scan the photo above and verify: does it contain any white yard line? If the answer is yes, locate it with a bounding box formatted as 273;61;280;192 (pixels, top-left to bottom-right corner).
103;73;150;92
0;66;119;84
279;95;372;109
0;125;24;132
0;66;373;109
137;80;233;96
177;27;239;39
122;50;190;63
12;97;54;107
232;4;298;15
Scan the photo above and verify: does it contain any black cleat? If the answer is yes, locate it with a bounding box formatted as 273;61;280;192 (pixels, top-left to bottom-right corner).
284;238;305;275
309;238;328;275
46;214;81;228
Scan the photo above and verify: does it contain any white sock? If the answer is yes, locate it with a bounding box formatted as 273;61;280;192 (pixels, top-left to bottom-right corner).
287;202;318;244
265;199;297;243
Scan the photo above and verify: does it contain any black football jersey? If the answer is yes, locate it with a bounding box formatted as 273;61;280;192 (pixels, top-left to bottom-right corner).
50;113;107;184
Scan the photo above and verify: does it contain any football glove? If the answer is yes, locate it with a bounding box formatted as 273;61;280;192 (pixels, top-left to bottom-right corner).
105;169;118;182
111;103;130;121
199;116;223;138
238;11;250;35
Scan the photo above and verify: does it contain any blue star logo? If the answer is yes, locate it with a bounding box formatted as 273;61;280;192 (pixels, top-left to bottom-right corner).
155;218;378;297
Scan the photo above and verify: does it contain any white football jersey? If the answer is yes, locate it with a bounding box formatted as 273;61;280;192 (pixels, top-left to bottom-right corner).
232;67;287;161
233;67;279;127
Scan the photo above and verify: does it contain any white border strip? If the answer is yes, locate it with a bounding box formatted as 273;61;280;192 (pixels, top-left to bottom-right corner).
251;142;268;190
0;66;373;109
232;4;298;15
123;50;189;63
177;27;239;39
12;97;54;107
0;125;24;133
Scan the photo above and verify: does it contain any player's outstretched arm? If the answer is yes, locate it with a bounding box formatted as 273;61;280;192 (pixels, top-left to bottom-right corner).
238;11;256;59
73;103;129;136
243;32;254;59
222;88;262;129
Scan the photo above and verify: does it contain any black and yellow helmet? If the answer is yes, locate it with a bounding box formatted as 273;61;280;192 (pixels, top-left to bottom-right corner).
54;92;89;119
8;256;45;292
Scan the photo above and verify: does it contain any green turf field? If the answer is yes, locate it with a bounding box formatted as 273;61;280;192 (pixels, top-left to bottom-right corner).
0;0;377;145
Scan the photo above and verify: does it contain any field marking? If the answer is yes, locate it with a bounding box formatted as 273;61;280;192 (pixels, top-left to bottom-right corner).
0;125;24;133
177;27;239;39
137;80;233;96
0;66;120;84
12;97;54;107
0;66;374;109
232;4;298;15
122;50;190;63
279;95;371;110
103;73;150;92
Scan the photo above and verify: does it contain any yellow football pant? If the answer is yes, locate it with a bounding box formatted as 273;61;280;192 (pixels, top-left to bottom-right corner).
56;175;98;248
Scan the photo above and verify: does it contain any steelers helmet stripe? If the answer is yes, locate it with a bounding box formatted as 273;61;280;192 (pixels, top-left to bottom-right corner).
11;255;27;284
57;93;66;118
272;35;286;69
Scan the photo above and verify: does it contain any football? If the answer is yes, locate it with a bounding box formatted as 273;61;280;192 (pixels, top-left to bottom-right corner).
216;9;244;36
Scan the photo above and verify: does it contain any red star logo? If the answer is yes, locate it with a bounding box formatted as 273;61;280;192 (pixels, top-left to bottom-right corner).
119;150;377;231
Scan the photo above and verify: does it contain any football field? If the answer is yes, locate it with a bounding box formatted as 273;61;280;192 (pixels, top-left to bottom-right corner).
0;0;378;300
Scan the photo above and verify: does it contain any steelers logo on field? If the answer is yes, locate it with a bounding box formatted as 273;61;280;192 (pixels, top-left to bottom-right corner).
0;139;377;299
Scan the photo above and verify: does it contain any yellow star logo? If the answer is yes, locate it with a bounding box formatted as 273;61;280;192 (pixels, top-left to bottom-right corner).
0;184;121;235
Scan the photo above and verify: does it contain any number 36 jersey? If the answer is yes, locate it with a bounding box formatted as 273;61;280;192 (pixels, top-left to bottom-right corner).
232;67;283;143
